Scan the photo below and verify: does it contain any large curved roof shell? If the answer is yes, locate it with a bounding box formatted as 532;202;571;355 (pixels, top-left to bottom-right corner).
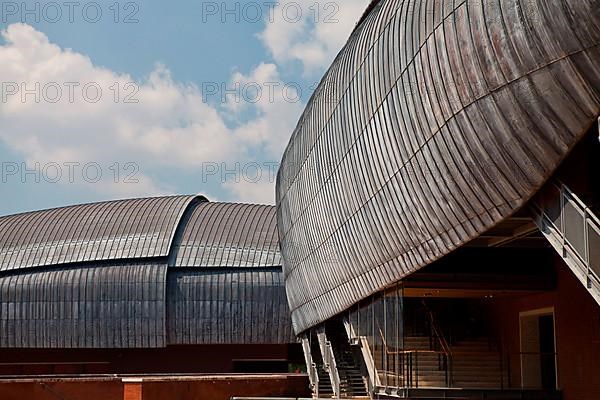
276;0;600;333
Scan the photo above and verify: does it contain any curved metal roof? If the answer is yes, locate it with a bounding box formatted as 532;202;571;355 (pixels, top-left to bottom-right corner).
0;196;201;272
171;202;281;268
0;197;293;348
276;0;600;333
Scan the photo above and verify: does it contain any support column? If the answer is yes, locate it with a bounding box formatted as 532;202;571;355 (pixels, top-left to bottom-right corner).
122;378;143;400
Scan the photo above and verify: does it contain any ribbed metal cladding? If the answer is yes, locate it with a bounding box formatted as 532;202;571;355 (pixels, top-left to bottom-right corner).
166;268;295;344
0;199;295;348
276;0;600;333
0;262;167;348
0;196;200;272
167;203;295;344
171;202;281;268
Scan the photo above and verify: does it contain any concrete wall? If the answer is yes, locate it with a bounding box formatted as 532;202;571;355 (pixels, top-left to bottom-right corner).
142;375;309;400
0;344;300;375
0;378;123;400
0;375;310;400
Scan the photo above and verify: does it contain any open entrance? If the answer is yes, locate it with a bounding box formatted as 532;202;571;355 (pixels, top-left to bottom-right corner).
336;246;565;399
520;308;557;390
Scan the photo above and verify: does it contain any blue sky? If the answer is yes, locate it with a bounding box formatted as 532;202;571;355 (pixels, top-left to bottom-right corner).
0;0;369;216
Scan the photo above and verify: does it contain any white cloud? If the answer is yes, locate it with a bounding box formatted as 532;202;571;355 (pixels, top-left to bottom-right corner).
259;0;371;75
0;0;369;206
223;178;276;205
0;23;304;204
0;24;237;168
228;62;305;156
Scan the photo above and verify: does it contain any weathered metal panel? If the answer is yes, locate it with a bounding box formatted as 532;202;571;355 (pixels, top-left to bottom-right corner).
0;196;201;271
276;0;600;333
166;268;295;344
0;262;167;348
0;196;294;348
171;203;281;268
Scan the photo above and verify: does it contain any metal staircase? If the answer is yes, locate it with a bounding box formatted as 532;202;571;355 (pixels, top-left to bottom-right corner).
298;180;600;400
531;180;600;306
301;332;334;398
301;322;369;399
326;322;369;398
316;364;335;397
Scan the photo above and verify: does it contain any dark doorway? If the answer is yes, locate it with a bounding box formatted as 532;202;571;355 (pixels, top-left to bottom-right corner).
539;315;557;389
520;309;557;389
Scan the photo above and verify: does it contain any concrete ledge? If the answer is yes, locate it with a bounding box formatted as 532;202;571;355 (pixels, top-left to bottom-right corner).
0;374;311;400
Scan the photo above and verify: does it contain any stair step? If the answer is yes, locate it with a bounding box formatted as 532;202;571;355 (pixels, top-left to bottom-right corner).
372;334;507;391
322;325;368;397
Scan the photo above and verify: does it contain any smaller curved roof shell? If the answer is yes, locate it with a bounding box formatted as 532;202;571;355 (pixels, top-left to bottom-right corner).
0;196;197;272
171;202;281;268
167;269;291;344
0;197;295;348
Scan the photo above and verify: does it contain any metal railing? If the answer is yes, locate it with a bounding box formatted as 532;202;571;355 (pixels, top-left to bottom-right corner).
325;341;341;397
348;318;511;393
423;302;453;386
300;335;319;397
532;180;600;304
377;326;451;389
344;317;380;394
317;328;340;398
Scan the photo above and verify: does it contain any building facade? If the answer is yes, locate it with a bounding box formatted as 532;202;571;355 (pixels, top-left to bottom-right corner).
0;1;599;399
276;0;600;398
0;197;300;375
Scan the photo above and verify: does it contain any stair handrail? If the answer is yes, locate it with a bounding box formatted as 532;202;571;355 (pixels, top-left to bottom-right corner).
376;325;451;389
420;302;452;356
560;183;600;225
376;325;446;355
421;301;453;386
300;335;319;396
324;341;341;398
358;335;381;390
316;328;340;398
377;325;393;356
561;184;600;281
